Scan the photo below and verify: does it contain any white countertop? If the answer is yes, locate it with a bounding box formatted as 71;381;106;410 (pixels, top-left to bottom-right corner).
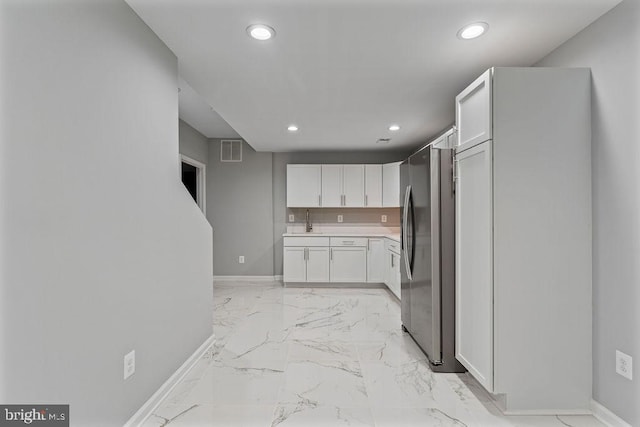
283;232;400;242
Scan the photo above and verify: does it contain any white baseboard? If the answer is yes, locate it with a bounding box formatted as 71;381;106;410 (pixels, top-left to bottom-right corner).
124;334;215;427
213;275;283;282
501;409;592;416
591;399;632;427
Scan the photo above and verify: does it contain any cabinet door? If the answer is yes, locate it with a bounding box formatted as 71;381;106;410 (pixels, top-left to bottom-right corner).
365;165;383;207
330;247;367;282
306;247;330;283
283;247;307;282
390;252;401;300
321;165;342;207
456;69;492;152
367;238;385;282
455;140;494;392
342;165;365;207
382;162;401;207
287;165;321;207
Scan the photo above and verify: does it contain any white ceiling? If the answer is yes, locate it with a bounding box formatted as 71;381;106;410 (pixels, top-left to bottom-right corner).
127;0;620;152
178;77;240;139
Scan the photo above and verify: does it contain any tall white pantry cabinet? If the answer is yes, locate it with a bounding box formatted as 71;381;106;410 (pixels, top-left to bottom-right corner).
454;68;592;413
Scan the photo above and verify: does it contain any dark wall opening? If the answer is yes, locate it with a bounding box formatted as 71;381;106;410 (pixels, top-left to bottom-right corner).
181;162;198;202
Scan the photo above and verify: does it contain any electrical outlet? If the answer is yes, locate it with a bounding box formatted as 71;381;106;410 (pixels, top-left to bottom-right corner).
381;215;387;223
337;215;343;223
239;256;245;264
616;350;633;380
124;350;135;380
289;214;295;222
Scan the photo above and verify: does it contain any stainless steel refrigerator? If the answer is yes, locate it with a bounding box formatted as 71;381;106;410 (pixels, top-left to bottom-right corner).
400;141;465;373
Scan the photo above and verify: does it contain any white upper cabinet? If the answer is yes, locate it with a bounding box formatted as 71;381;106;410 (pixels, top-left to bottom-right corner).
321;165;365;207
382;162;401;207
288;163;388;208
456;69;492;152
342;165;365;207
321;165;343;207
287;165;321;207
364;165;383;207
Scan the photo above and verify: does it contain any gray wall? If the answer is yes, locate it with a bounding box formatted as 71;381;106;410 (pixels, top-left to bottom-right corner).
537;0;639;424
207;140;275;276
0;1;213;425
272;151;409;276
179;119;209;165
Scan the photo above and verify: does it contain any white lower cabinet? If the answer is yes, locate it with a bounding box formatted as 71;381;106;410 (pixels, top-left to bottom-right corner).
330;247;367;282
367;238;385;283
283;247;307;282
306;248;330;282
283;235;400;288
329;237;367;282
384;238;401;299
283;237;330;283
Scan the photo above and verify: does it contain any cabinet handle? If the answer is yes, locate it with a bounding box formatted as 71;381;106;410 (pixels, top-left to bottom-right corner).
391;253;394;268
304;247;308;261
342;240;355;245
367;240;370;251
330;248;333;261
365;195;368;206
318;195;321;206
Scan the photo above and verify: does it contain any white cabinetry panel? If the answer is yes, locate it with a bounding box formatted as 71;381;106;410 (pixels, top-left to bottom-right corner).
455;141;493;392
306;248;330;282
342;165;365;207
287;165;321;207
365;165;383;207
330;247;367;282
382;162;401;207
456;69;492;152
367;238;385;283
283;247;307;282
283;237;330;283
454;67;592;412
321;165;342;207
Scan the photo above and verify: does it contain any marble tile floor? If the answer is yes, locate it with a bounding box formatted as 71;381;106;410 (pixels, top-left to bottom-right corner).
142;282;604;427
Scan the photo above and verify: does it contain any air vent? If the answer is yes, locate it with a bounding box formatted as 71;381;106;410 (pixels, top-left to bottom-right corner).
376;138;391;144
220;139;242;162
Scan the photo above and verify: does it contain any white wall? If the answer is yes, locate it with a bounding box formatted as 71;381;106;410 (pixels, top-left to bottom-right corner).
0;1;213;425
179;119;209;165
537;0;640;424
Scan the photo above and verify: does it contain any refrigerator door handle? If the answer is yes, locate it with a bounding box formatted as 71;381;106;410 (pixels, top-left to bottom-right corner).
402;185;413;281
431;148;443;364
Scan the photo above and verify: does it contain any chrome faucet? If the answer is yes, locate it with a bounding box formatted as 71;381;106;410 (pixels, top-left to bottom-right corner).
305;209;313;233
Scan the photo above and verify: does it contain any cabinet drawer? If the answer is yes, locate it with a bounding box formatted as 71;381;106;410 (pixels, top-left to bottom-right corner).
330;237;367;247
283;236;330;247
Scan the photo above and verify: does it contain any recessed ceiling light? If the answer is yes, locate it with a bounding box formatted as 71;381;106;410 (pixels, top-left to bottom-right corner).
247;24;275;41
389;124;400;131
287;125;299;132
457;22;489;40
